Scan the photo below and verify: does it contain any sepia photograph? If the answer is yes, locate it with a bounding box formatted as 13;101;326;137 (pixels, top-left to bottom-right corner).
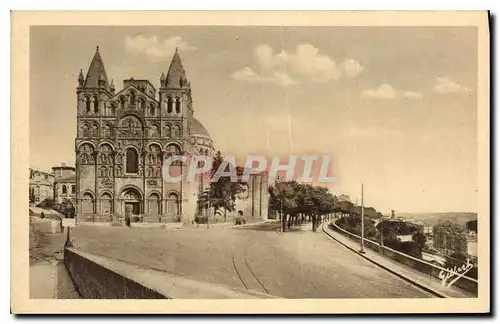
11;11;490;314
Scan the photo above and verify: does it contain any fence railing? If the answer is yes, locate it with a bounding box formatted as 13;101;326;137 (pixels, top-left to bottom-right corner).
329;220;478;296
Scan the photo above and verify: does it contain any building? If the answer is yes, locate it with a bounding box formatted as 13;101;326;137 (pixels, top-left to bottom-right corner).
29;168;54;205
52;163;76;208
433;220;468;256
74;46;268;224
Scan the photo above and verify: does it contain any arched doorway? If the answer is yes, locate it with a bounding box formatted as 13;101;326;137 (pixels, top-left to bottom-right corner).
148;193;160;216
166;192;180;216
82;192;94;214
121;188;142;216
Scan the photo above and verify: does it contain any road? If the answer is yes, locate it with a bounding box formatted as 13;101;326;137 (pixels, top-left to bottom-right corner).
71;223;434;298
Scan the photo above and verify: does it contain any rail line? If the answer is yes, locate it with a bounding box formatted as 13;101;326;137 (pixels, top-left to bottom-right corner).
231;233;270;295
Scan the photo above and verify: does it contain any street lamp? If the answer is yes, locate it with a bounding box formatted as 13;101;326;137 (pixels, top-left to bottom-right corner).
359;182;365;254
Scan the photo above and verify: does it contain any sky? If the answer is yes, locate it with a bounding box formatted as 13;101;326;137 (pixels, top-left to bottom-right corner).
30;26;478;213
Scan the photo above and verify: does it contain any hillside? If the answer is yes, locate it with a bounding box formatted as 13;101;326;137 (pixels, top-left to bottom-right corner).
397;212;477;227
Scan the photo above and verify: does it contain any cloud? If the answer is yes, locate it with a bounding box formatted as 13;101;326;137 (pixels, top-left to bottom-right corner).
434;77;471;94
232;43;363;86
362;84;397;99
342;59;364;78
125;35;196;59
403;91;423;100
231;67;297;87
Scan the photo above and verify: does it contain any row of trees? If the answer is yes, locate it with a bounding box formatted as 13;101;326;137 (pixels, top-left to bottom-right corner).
268;180;339;232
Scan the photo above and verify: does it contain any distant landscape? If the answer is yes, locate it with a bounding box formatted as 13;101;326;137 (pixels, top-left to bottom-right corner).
397;212;478;227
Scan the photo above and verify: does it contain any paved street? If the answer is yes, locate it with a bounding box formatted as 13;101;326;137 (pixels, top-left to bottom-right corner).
71;223;434;298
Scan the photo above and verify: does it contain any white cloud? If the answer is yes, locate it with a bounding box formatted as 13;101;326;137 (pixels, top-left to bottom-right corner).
125;35;196;59
232;43;363;86
342;59;364;78
231;67;297;87
403;91;423;100
434;77;471;94
362;84;397;99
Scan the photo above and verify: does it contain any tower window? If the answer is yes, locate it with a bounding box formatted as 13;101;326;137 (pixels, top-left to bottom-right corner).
71;185;76;194
167;97;173;114
125;148;138;174
129;91;136;105
139;98;145;110
175;98;181;114
93;96;99;113
85;97;91;113
62;185;67;194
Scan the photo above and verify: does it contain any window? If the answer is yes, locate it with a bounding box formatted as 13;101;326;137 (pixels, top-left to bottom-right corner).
139;98;145;110
85;97;91;113
62;185;67;194
119;96;125;109
126;148;138;174
110;104;116;115
149;104;155;116
129;92;136;105
175;98;181;114
93;96;99;113
167;97;173;113
71;185;76;194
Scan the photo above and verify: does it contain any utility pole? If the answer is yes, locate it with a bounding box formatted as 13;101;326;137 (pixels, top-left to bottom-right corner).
359;182;365;254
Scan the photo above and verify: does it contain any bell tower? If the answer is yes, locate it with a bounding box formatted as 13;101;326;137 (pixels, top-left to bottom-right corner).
158;48;194;148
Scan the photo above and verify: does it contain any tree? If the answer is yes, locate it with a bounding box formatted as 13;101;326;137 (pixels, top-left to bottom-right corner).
198;151;247;222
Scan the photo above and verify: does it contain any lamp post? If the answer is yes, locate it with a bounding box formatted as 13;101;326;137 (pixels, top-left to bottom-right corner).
359;182;365;254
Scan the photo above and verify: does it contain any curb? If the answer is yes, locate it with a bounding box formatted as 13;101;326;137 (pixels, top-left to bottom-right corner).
321;222;448;298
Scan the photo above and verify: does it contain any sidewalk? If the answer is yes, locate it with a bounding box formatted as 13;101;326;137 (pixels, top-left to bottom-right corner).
29;229;80;299
322;222;475;298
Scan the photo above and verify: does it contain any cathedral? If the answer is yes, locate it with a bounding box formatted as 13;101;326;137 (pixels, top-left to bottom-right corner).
74;46;268;224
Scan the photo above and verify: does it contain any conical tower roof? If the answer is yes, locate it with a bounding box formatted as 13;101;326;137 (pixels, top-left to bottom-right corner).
166;48;188;88
83;46;109;89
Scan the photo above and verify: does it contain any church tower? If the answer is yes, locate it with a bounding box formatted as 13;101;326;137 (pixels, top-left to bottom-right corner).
159;48;194;153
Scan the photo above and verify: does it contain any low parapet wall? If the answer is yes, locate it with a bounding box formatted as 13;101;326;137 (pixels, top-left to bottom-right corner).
64;248;275;299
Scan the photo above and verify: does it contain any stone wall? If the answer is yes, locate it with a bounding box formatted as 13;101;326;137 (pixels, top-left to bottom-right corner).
64;248;166;299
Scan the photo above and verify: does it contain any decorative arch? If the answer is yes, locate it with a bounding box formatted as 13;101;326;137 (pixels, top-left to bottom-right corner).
138;97;146;110
78;141;96;152
100;191;113;215
166;191;180;216
91;122;99;137
119;96;126;109
149;123;160;137
148;192;161;216
102;122;114;138
120;186;143;200
129;91;136;105
99;141;116;151
164;124;172;138
173;125;181;138
81;123;90;137
165;143;182;155
81;191;95;214
149;103;156;116
146;142;162;151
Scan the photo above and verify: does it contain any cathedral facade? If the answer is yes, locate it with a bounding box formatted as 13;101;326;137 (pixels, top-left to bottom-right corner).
75;47;268;224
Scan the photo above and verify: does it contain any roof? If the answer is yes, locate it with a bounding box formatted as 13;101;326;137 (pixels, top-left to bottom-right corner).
166;48;188;88
83;46;109;89
190;117;211;138
55;174;76;183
